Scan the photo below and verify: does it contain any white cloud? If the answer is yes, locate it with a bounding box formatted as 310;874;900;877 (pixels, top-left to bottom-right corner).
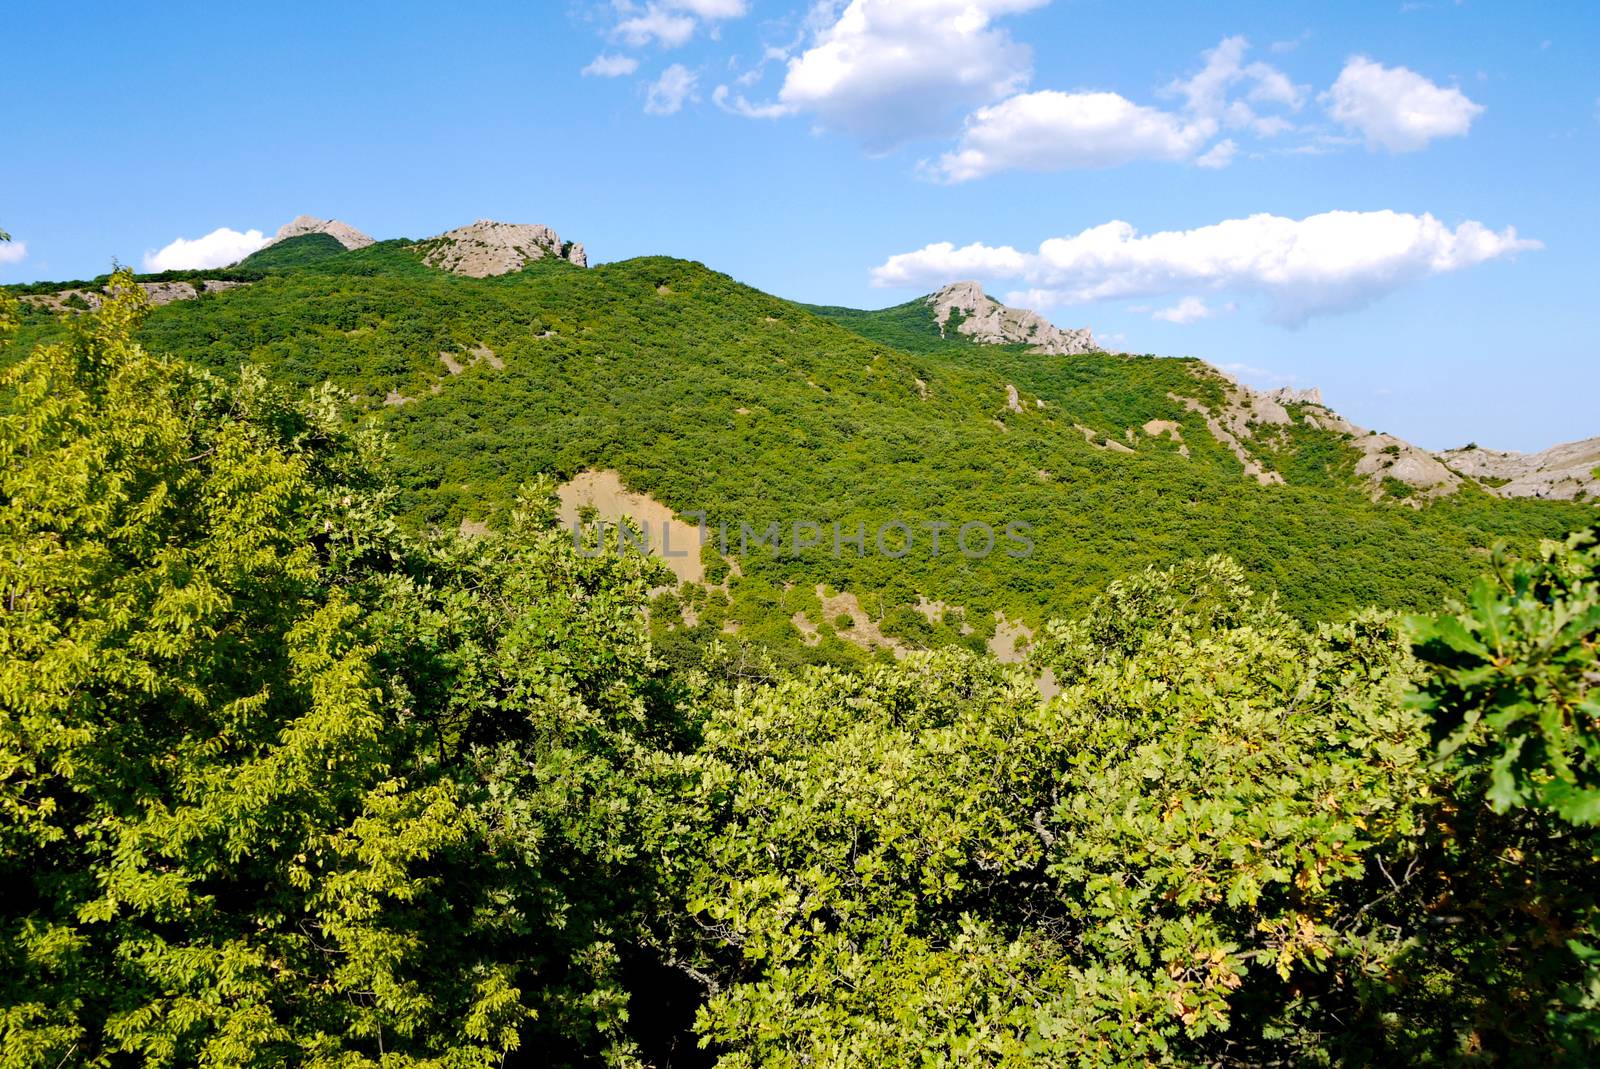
712;84;792;118
736;0;1047;150
142;227;267;272
646;63;699;114
1169;36;1306;118
668;0;748;16
922;35;1304;181
1194;138;1237;169
617;7;698;47
1167;35;1306;142
929;90;1216;181
870;210;1539;326
0;240;26;266
1324;56;1483;151
583;53;640;77
610;0;749;49
1152;296;1213;324
1270;31;1311;54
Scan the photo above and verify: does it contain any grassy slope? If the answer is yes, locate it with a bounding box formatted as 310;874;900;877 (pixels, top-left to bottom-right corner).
233;232;351;272
10;252;1593;665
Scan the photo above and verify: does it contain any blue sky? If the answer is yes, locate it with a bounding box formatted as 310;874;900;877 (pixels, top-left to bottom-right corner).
2;1;1595;450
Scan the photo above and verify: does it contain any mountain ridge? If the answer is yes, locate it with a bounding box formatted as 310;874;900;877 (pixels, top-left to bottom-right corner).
927;280;1098;355
8;223;1596;512
258;214;374;254
414;219;587;276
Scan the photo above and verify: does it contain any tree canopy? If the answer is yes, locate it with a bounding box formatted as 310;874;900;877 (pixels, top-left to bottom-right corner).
1;276;1597;1067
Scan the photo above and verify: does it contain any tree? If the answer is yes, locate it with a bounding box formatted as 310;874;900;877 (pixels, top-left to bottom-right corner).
675;557;1437;1066
0;274;687;1067
1405;528;1600;1060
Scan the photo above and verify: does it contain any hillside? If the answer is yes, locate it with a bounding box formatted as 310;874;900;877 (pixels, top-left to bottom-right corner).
234;231;350;271
9;273;1598;1067
6;235;1594;671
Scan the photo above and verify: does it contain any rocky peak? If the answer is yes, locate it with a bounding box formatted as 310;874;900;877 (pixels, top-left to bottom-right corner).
1439;437;1600;501
927;281;1097;356
265;215;374;252
417;219;587;277
1262;385;1323;407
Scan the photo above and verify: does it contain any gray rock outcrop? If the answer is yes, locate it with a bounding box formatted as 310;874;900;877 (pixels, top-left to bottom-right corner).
1439;438;1600;500
262;215;374;252
418;220;587;277
20;279;249;313
927;281;1097;355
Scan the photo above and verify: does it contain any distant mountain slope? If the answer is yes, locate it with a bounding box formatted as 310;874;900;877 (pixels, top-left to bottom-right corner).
1442;438;1600;500
928;281;1097;354
235;216;589;277
234;232;350;271
79;249;1582;644
803;281;1095;356
414;219;587;276
814;286;1592;503
7;236;1593;673
260;214;374;253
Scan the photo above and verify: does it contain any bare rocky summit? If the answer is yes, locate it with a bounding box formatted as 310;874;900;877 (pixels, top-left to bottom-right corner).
912;284;1582;502
417;220;587;277
262;215;374;252
1178;366;1462;499
927;281;1097;355
1440;438;1600;500
1172;368;1600;503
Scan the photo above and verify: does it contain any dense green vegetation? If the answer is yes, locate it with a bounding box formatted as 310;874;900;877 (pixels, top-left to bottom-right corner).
233;232;351;272
2;279;1598;1065
6;247;1589;682
799;294;980;355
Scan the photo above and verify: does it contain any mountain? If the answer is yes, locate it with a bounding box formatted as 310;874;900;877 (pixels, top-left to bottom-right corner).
802;282;1096;357
1440;437;1600;500
928;280;1098;355
414;219;587;276
810;286;1592;503
259;214;374;253
6;224;1594;672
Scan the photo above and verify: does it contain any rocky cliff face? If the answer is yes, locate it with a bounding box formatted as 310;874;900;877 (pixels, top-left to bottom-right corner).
1175;369;1599;503
927;281;1097;355
262;215;374;252
21;279;249;313
416;220;587;277
1439;438;1600;501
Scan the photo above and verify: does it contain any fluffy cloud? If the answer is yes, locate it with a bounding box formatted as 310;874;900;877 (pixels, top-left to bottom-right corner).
646;63;699;114
1324;57;1483;151
1170;36;1304;118
922;35;1303;181
671;0;748;15
617;8;697;47
583;53;640;77
612;0;748;49
930;91;1216;181
740;0;1047;149
1152;296;1213;324
871;210;1538;326
143;227;267;272
1194;138;1238;169
1168;35;1306;141
0;240;26;266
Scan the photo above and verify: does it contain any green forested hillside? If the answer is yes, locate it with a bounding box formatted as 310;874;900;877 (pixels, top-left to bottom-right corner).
4;272;1599;1067
799;293;976;354
6;250;1592;671
232;231;351;271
